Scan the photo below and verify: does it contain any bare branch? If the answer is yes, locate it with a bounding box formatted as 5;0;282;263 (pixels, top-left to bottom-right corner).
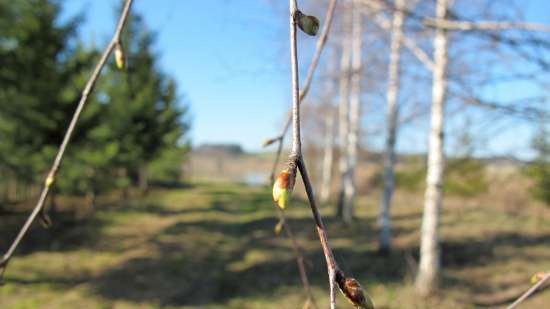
359;0;435;70
506;271;550;309
265;0;337;179
424;18;550;32
0;0;135;281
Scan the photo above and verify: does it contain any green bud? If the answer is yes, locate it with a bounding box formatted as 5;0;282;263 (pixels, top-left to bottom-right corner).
297;11;320;36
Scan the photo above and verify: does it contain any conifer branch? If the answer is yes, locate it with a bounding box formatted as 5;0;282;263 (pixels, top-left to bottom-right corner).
0;0;134;282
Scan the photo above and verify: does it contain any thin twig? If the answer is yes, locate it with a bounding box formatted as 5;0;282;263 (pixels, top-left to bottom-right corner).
506;272;550;309
0;0;134;282
298;158;339;309
267;0;337;181
288;2;339;308
423;19;550;32
276;209;318;309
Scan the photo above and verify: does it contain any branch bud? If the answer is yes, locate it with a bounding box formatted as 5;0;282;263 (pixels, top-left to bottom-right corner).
262;137;279;148
531;271;546;284
45;174;55;188
297;11;320;36
114;42;126;70
336;271;375;309
272;165;296;210
274;219;284;236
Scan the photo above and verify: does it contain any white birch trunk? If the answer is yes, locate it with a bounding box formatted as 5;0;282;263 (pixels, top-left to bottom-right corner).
336;9;352;217
342;2;363;224
379;0;405;252
320;107;335;204
415;0;450;296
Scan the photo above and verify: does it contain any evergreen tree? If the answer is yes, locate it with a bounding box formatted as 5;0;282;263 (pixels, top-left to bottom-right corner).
0;0;96;192
101;11;189;191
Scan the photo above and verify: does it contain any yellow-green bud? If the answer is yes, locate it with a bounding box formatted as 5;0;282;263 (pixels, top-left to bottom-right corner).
297;11;320;36
115;43;125;70
273;169;291;210
531;271;546;284
45;175;55;188
274;220;284;236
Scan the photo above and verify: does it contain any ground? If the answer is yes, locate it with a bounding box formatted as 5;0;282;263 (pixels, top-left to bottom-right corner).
0;181;549;309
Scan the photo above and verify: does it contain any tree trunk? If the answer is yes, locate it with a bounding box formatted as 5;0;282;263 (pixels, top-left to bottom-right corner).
415;0;450;296
138;164;149;193
379;0;405;253
336;6;352;218
342;3;363;225
319;107;335;205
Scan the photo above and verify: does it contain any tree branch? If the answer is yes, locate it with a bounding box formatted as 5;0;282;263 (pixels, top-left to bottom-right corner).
0;0;134;282
266;0;337;181
423;19;550;32
359;0;434;70
506;271;550;309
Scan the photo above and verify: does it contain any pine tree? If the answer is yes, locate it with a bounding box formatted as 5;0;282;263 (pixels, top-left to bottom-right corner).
0;0;96;197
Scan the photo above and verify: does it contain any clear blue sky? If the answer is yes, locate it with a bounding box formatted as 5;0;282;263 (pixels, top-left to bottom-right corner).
62;0;301;153
61;0;548;158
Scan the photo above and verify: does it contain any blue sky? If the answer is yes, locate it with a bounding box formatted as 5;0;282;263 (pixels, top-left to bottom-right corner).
62;0;298;152
61;0;549;158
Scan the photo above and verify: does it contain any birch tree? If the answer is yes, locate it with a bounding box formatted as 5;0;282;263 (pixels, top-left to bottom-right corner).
319;105;336;204
415;0;450;296
342;0;363;224
378;0;405;252
336;4;352;218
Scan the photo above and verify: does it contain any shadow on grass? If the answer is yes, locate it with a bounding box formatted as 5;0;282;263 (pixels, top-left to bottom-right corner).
2;183;549;308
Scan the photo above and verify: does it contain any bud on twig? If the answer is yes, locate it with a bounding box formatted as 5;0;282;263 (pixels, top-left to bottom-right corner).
263;137;279;148
274;219;285;236
114;42;126;70
273;164;296;210
531;271;547;284
336;271;375;309
45;174;55;188
297;11;320;36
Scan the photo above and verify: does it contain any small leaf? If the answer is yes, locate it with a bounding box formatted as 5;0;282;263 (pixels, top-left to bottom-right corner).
297;11;320;36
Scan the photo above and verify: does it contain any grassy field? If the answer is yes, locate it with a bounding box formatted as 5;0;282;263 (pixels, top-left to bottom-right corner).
0;181;549;309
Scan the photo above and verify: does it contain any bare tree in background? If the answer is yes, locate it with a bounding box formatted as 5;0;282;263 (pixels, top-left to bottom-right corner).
415;0;450;296
378;0;406;252
319;106;336;205
342;0;364;224
319;53;338;204
336;2;352;218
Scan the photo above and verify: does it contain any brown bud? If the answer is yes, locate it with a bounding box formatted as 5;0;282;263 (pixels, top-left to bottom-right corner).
336;271;375;309
262;137;278;148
